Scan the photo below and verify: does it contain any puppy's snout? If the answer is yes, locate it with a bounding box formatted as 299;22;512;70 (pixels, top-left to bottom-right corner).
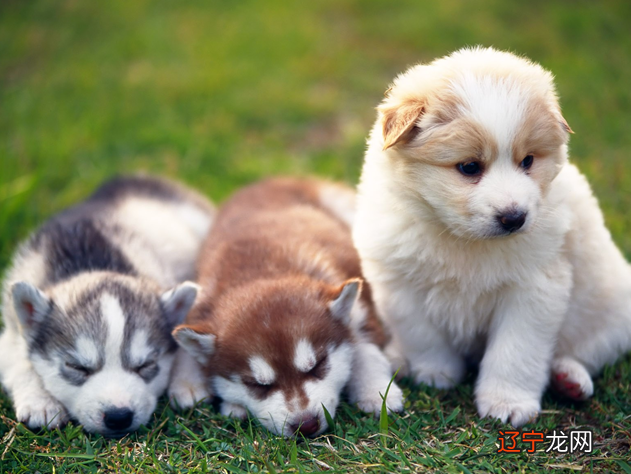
103;407;134;432
496;210;527;233
291;415;320;437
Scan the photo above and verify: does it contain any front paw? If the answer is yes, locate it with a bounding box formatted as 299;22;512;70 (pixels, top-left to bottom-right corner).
358;383;405;416
15;393;68;429
220;401;247;419
410;352;465;389
168;380;212;410
476;388;540;427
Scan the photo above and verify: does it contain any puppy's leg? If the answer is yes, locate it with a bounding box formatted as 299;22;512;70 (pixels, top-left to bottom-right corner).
550;356;593;400
372;282;466;389
476;262;571;427
395;320;465;389
168;348;212;409
346;341;404;415
0;330;68;429
220;401;248;419
553;263;631;400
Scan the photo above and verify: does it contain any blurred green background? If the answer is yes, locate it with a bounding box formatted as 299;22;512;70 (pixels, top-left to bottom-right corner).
1;0;630;268
1;2;631;472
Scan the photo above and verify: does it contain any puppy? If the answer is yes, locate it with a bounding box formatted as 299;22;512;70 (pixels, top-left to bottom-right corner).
170;177;403;437
353;46;631;426
0;176;214;436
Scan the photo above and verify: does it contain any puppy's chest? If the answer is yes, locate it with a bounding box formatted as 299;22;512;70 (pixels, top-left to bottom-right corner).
392;246;522;341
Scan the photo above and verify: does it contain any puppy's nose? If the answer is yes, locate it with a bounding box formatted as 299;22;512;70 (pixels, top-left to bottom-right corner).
291;416;320;437
103;407;134;431
496;210;527;233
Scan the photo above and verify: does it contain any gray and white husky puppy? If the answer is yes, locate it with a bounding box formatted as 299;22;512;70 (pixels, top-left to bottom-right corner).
0;176;214;436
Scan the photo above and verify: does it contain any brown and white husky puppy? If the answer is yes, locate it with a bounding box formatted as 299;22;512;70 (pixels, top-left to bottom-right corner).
169;177;403;437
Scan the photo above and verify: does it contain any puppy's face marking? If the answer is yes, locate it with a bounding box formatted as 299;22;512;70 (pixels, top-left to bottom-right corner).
381;50;570;240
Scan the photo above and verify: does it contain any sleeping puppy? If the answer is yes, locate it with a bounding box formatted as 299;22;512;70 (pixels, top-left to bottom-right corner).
169;177;403;437
353;46;631;426
0;176;213;436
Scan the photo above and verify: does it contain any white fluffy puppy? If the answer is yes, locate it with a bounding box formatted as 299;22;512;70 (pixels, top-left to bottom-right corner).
353;46;631;427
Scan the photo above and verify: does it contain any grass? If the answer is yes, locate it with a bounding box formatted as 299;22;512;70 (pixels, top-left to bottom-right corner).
1;0;630;472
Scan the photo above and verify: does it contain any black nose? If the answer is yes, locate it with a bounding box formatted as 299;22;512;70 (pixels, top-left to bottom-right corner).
103;408;134;431
291;416;320;437
496;210;527;233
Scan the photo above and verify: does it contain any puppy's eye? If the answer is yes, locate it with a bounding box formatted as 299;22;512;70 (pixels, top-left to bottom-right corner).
243;378;273;398
520;155;534;169
65;362;93;376
134;360;158;378
457;161;483;176
308;354;329;380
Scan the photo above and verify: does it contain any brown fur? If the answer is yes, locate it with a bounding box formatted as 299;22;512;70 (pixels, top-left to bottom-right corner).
177;177;386;400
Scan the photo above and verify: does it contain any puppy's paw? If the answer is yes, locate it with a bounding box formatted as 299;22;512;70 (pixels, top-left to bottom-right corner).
220;402;247;419
476;389;540;427
410;352;465;389
15;393;68;429
551;357;593;401
168;380;212;410
355;381;404;416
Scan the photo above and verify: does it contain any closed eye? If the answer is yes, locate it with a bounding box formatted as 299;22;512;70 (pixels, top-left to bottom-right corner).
65;361;93;376
134;360;156;372
134;360;159;379
308;354;328;380
243;378;274;398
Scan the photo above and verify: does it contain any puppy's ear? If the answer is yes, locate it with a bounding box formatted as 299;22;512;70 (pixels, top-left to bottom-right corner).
559;116;573;134
161;281;200;328
172;325;216;365
379;99;426;150
12;282;51;331
328;278;363;325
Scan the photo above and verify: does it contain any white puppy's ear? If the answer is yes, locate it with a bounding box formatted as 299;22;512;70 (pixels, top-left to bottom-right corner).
161;282;200;327
172;325;216;365
559;116;573;134
328;278;363;325
379;99;425;150
11;282;51;330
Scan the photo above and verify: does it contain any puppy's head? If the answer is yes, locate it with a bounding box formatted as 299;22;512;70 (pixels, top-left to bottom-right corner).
173;277;361;437
374;46;572;239
12;274;198;436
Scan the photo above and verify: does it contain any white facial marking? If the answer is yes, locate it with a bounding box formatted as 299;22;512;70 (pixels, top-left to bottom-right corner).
128;329;152;366
452;73;527;156
294;338;317;373
100;293;126;367
72;335;101;367
249;355;276;385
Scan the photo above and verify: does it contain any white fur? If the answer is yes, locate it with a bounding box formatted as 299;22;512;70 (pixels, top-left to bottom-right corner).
346;341;404;414
318;182;356;227
111;198;211;287
353;47;631;426
293;339;317;373
249;355;276;385
0;329;68;428
168;349;212;409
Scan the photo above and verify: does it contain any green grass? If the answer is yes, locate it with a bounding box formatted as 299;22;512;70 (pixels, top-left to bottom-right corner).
1;0;630;472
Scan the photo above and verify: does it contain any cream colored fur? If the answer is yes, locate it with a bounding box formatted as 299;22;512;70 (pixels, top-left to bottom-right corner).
353;46;631;426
